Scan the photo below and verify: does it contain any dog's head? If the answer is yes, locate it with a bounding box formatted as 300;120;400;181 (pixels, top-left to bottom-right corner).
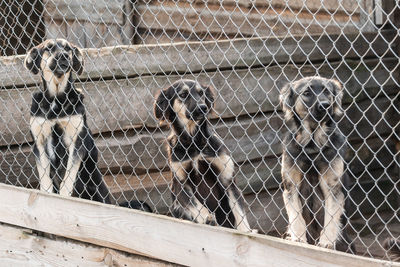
280;76;343;122
24;39;84;80
154;79;214;124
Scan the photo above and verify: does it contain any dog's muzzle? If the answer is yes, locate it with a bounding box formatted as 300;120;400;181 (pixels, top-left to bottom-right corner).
51;53;71;77
314;101;332;120
188;104;208;121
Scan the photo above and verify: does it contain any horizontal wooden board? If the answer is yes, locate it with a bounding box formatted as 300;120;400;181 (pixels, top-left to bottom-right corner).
43;0;124;24
0;30;395;88
0;183;396;267
195;0;359;13
134;1;359;43
0;57;397;148
0;223;178;267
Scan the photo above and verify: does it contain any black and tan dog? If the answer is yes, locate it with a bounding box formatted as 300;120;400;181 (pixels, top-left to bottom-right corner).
25;39;110;203
154;79;251;231
280;76;355;252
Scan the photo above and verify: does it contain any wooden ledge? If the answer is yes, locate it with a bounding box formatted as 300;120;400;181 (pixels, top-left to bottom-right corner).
0;183;396;267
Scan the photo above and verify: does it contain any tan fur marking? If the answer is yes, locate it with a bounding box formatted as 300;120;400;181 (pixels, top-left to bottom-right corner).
281;153;307;242
59;115;84;197
170;160;191;182
206;153;234;186
319;158;345;248
30;117;54;193
227;189;251;232
173;99;196;135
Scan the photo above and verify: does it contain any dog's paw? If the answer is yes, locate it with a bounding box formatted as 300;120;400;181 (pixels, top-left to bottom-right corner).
205;213;217;226
284;232;307;243
318;239;335;249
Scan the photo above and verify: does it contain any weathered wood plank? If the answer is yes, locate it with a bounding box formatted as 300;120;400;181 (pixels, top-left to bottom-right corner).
0;183;396;267
0;223;178;267
0;57;397;148
0;30;395;88
43;0;124;24
134;2;359;43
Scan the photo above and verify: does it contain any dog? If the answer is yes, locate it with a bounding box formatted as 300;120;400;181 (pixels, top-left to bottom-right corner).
280;76;355;252
25;39;110;203
154;79;251;231
384;238;400;261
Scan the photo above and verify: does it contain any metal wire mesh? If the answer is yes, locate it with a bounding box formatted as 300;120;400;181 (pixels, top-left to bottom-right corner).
0;0;399;261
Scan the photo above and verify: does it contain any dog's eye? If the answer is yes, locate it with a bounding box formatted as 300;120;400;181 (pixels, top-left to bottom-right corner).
179;92;188;98
303;90;311;97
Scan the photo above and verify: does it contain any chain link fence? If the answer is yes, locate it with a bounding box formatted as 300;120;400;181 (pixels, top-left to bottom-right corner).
0;0;399;262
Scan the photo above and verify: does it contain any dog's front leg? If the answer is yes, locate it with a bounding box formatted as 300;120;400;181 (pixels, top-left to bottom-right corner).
170;161;216;225
30;117;53;193
318;159;345;249
59;115;84;197
282;156;307;243
207;153;252;232
226;185;252;232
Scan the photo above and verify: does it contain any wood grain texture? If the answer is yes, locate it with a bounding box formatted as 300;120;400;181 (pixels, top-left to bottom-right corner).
0;57;397;148
0;30;395;88
43;0;124;24
0;183;396;267
0;223;178;267
134;1;359;43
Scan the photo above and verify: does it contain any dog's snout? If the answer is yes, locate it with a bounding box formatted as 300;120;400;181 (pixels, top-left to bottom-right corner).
199;104;208;114
55;52;69;65
318;102;330;111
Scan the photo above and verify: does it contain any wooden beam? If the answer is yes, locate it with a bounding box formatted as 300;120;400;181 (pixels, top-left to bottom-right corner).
0;223;177;267
0;183;396;267
43;0;124;24
0;31;395;88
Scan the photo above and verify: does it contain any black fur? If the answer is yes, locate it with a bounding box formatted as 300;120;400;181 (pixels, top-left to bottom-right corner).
154;79;250;230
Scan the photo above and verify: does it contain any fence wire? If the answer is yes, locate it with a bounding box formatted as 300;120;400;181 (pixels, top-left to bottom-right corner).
0;0;399;262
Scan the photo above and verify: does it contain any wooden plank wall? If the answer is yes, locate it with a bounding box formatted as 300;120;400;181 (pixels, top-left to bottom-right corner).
0;31;399;238
0;30;399;235
133;0;363;44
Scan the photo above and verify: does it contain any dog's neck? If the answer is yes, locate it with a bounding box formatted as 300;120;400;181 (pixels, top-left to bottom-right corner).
169;118;210;148
41;72;73;97
289;116;335;148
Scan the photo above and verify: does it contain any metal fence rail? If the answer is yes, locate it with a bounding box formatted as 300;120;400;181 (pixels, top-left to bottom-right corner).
0;0;399;262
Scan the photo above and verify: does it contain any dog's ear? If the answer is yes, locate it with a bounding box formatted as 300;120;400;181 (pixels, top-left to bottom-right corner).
154;87;173;122
71;45;84;75
203;85;215;109
280;83;295;118
331;79;344;116
24;47;41;75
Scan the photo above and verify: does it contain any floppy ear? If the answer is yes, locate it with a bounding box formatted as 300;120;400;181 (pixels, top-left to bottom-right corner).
331;79;344;116
279;83;295;118
204;85;215;109
24;47;41;75
71;45;84;75
154;87;173;122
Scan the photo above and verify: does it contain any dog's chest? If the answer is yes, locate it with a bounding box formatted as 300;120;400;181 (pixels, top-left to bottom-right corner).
30;115;84;150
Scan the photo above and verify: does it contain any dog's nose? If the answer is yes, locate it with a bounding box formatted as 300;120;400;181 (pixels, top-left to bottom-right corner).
318;102;330;111
55;53;69;63
199;104;208;114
